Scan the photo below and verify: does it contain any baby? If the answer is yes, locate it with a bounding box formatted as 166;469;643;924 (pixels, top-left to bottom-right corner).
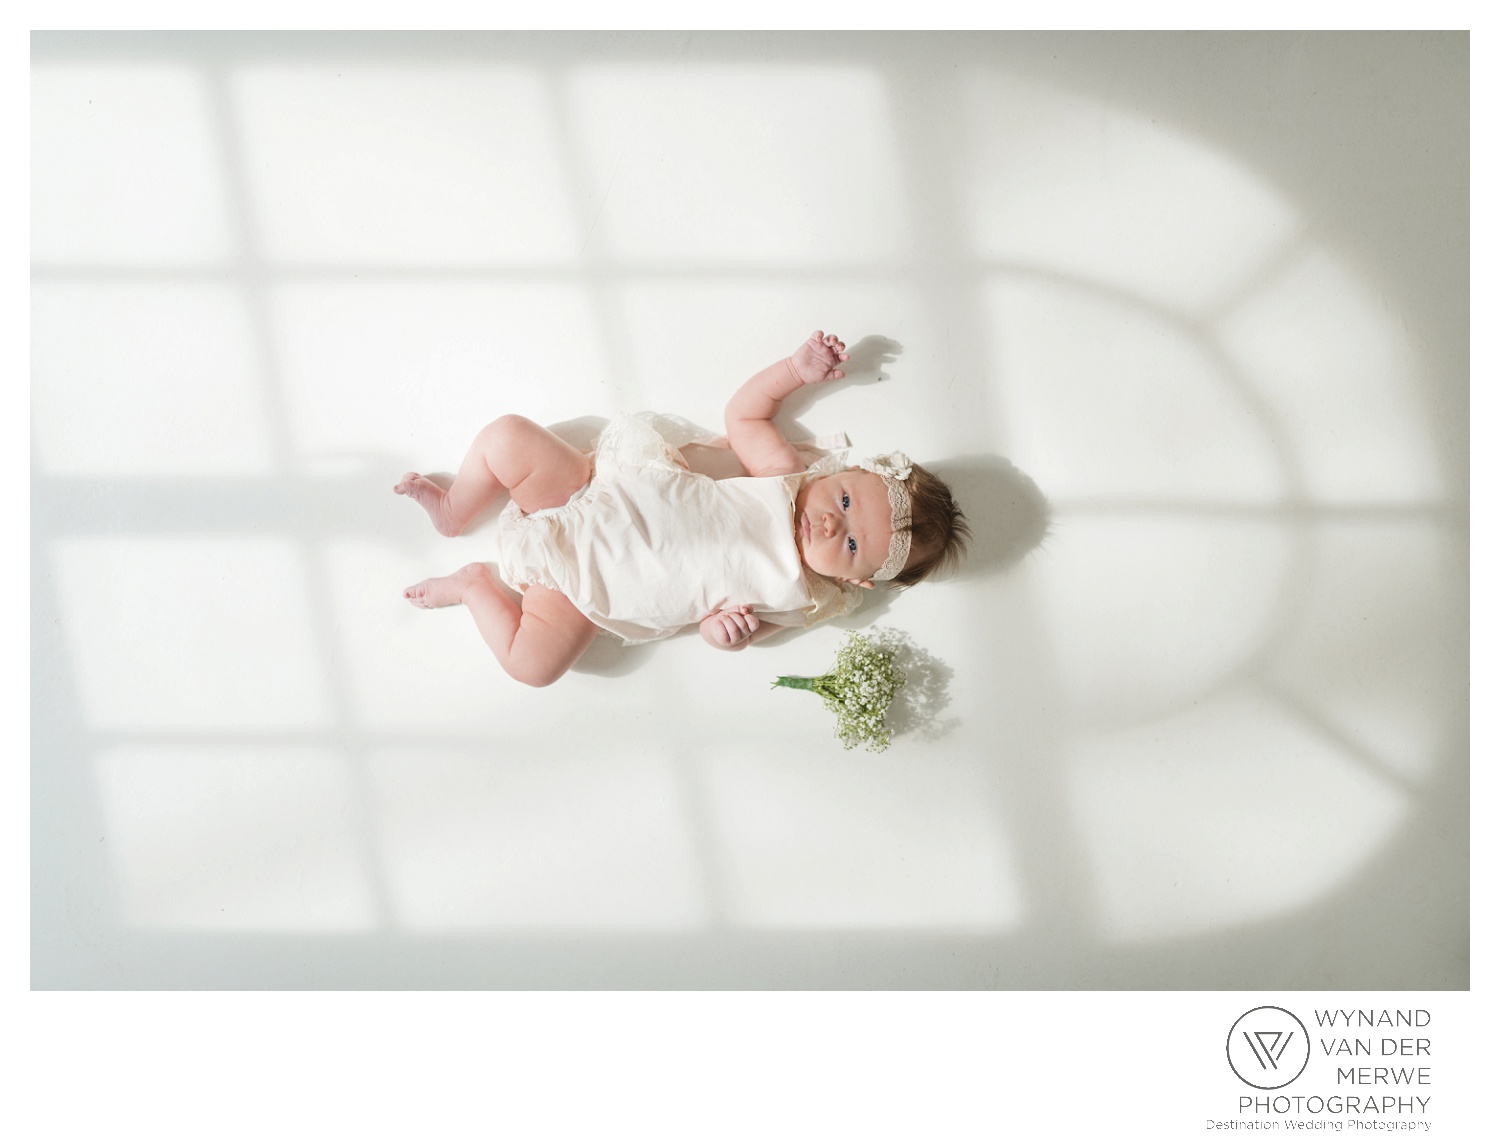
396;331;970;686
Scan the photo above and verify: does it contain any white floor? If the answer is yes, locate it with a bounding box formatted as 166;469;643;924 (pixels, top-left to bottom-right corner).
30;32;1468;988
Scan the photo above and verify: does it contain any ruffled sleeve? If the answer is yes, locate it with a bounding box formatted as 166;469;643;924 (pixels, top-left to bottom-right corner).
800;573;865;626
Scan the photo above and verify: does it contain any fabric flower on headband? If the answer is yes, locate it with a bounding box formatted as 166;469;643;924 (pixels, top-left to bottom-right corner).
860;452;913;581
861;452;913;482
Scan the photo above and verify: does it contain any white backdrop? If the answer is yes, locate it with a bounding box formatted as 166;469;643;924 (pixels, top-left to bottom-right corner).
30;31;1468;988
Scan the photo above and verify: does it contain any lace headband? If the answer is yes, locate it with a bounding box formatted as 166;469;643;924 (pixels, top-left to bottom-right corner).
862;452;913;582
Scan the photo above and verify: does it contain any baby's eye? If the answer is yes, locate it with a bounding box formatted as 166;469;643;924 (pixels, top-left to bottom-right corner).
848;536;858;554
841;493;850;509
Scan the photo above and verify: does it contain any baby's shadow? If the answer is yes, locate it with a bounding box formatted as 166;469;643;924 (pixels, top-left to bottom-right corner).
546;415;610;454
839;334;904;386
571;630;661;678
927;454;1052;578
779;334;904;430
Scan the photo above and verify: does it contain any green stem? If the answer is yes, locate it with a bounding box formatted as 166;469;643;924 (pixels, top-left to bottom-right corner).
772;675;819;691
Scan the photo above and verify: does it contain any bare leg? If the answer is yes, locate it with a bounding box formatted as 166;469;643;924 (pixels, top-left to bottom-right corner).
404;563;598;687
395;415;593;536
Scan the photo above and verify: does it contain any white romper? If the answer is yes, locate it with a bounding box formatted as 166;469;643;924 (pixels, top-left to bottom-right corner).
494;413;862;644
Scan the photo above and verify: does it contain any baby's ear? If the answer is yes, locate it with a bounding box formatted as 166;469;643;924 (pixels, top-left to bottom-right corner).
851;579;875;590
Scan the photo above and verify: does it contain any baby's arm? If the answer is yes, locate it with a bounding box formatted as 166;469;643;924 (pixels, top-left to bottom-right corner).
724;331;849;477
700;606;784;651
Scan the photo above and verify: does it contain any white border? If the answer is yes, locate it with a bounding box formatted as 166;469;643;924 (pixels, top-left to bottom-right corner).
13;8;1489;1138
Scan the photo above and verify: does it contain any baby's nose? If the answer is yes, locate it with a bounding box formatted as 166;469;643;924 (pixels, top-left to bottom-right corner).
820;512;838;537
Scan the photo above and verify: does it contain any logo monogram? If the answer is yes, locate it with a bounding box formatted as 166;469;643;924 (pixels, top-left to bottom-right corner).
1243;1029;1294;1069
1227;1007;1311;1089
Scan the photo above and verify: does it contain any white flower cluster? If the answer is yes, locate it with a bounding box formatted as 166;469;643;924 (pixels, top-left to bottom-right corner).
816;631;907;752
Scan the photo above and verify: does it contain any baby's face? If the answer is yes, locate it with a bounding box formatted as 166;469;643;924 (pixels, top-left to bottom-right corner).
792;469;895;588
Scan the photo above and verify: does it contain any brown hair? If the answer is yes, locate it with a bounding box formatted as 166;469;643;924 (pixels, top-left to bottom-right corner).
889;463;970;587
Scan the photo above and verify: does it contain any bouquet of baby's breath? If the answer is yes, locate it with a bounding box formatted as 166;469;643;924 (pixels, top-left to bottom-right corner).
772;630;906;752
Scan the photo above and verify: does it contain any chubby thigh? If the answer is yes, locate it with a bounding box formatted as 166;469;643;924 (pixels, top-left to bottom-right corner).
483;414;594;515
505;585;598;686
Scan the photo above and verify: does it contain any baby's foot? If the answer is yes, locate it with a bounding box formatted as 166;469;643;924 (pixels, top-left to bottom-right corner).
404;562;493;608
394;472;463;536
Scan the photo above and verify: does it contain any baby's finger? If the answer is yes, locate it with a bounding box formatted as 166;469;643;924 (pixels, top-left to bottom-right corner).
743;612;760;632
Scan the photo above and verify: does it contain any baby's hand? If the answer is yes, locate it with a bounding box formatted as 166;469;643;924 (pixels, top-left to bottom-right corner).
788;331;850;385
701;605;761;649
